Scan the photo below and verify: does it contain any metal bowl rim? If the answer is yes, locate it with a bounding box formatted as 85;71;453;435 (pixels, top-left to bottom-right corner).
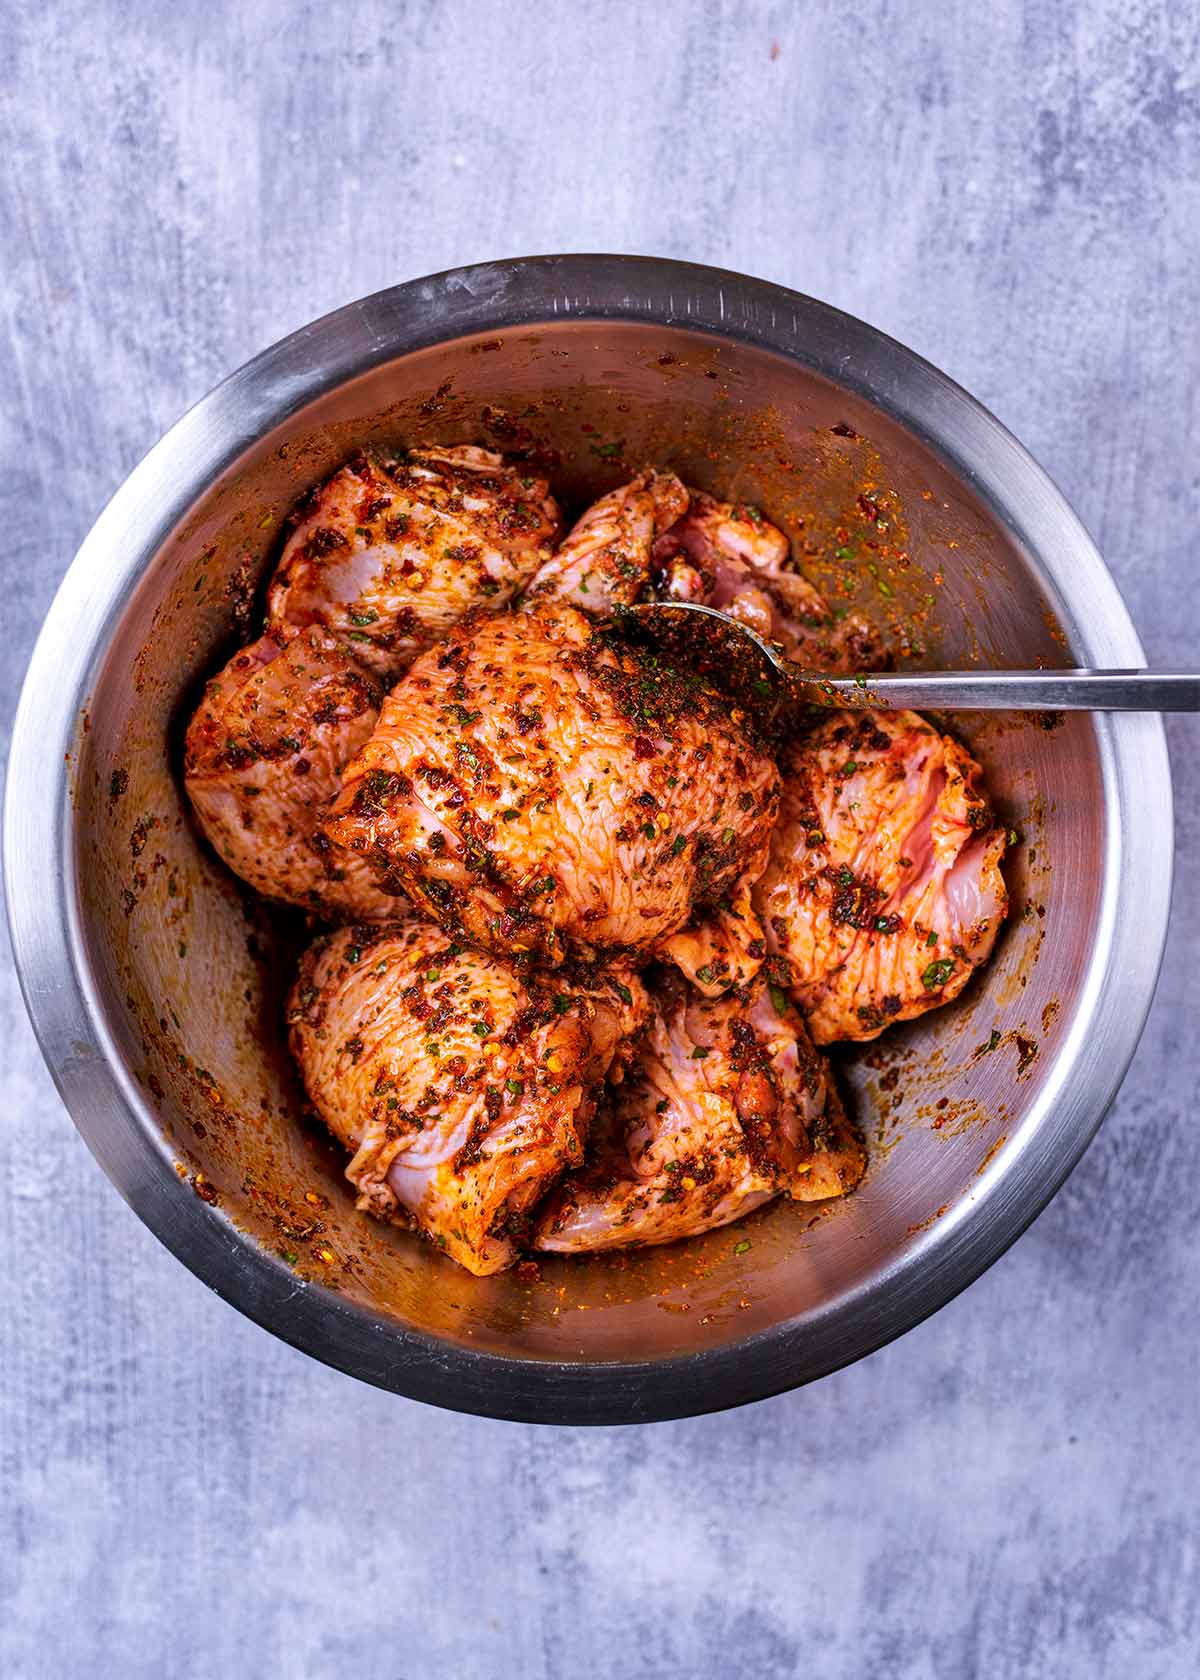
3;254;1174;1424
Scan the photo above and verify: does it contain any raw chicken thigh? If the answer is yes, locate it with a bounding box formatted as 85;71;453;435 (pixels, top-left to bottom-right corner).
183;627;397;919
322;604;780;966
288;918;649;1274
268;446;560;680
528;474;882;672
650;489;885;674
535;970;863;1253
523;469;687;613
657;878;766;998
755;709;1009;1043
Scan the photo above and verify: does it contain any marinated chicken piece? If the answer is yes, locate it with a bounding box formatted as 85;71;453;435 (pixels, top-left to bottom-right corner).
650;489;885;674
657;878;766;996
288;918;649;1274
322;604;780;965
535;971;863;1253
267;446;560;680
184;628;398;919
523;469;687;613
755;709;1009;1043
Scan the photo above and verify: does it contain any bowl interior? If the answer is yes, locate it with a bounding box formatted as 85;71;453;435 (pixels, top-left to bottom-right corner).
71;320;1099;1369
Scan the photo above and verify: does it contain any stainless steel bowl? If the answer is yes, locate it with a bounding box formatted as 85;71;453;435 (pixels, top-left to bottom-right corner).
4;256;1172;1423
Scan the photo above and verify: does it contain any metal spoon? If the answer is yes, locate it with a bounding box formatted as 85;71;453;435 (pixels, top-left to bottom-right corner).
628;600;1200;718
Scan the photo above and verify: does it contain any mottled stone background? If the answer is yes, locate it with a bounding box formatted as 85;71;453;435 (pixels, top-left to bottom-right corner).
2;2;1198;1675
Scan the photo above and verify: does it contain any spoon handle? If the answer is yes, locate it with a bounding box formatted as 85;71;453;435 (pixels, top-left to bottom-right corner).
807;670;1200;711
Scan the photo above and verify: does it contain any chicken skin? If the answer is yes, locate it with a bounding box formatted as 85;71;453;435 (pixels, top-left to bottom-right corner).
322;604;780;966
650;489;885;674
755;709;1009;1044
267;446;560;681
523;469;688;613
288;918;649;1274
535;971;864;1253
183;628;398;919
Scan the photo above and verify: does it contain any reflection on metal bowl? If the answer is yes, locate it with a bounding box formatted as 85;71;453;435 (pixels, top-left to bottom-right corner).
4;257;1172;1423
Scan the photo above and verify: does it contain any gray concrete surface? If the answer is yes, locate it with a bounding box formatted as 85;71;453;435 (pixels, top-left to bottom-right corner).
3;2;1198;1675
